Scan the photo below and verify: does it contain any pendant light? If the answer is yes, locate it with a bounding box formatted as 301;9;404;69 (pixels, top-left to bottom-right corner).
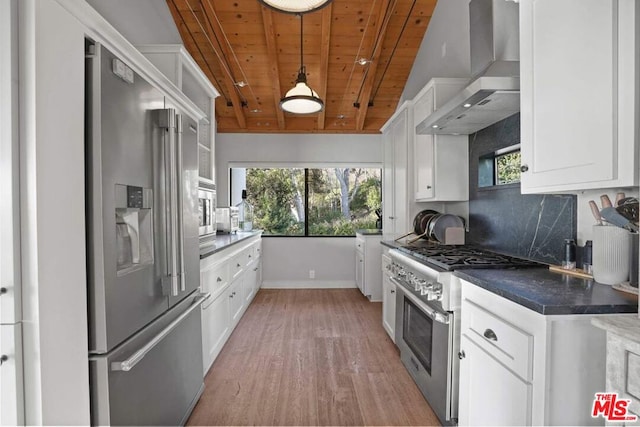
258;0;332;15
280;15;324;115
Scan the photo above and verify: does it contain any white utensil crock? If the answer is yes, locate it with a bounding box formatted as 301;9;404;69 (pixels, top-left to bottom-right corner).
592;225;632;285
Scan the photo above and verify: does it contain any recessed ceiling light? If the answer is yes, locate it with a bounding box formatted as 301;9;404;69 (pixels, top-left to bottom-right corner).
337;114;345;119
432;124;439;129
234;81;247;88
463;103;472;108
250;109;262;113
356;58;372;66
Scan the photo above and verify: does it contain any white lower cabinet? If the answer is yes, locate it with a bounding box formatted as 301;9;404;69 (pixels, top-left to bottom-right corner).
458;279;612;426
459;335;531;426
0;324;23;426
201;291;230;376
200;234;262;375
381;250;395;342
355;233;383;301
228;276;244;327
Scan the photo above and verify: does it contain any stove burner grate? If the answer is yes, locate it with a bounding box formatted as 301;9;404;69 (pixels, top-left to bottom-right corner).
397;244;544;271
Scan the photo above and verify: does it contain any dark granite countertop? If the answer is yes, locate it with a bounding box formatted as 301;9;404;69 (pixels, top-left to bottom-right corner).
455;268;638;315
199;230;262;259
356;229;382;236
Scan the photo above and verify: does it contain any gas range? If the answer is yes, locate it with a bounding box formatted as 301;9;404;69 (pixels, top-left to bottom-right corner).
389;244;544;425
389;244;543;312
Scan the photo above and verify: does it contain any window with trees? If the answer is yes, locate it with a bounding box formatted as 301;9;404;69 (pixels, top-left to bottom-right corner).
235;167;382;236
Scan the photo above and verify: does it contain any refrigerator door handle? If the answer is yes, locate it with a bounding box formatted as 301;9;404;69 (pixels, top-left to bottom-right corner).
176;114;186;293
157;109;180;296
110;292;210;372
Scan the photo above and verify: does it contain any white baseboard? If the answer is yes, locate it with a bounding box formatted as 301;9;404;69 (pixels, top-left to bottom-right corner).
261;280;357;289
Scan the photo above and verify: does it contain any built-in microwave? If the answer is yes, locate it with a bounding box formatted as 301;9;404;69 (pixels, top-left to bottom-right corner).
198;181;216;237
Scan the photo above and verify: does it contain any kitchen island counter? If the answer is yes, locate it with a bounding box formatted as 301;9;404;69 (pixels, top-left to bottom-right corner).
200;230;262;259
455;268;638;315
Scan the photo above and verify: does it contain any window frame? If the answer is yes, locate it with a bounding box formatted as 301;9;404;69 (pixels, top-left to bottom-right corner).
229;163;383;238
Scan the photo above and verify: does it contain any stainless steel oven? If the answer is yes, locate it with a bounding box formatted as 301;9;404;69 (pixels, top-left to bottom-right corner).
393;275;459;426
198;181;216;237
388;244;543;426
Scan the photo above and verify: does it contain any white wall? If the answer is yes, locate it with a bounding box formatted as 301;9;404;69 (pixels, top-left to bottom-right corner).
400;0;471;103
261;238;356;288
217;132;382;286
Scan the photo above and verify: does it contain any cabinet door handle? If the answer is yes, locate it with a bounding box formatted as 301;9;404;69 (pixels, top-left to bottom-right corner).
426;185;432;189
237;263;241;268
520;164;529;173
388;216;395;220
390;289;395;294
483;328;498;341
248;254;252;258
216;277;222;282
253;267;258;272
458;350;465;360
0;287;6;295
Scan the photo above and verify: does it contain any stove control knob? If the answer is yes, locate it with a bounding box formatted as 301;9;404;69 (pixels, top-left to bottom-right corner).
397;268;406;278
419;281;432;295
431;283;443;301
426;290;438;301
416;279;427;292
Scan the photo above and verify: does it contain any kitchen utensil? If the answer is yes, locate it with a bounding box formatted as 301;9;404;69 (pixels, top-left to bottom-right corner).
600;194;613;209
592;225;632;285
615;192;626;205
428;214;465;243
616;197;639;224
588;200;602;225
397;210;439;241
600;206;639;232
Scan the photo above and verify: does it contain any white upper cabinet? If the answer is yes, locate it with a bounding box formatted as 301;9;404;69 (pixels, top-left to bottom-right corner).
412;78;469;201
382;103;412;238
519;0;639;193
137;45;219;183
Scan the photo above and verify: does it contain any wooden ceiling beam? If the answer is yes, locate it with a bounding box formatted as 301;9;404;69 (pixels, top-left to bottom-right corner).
196;0;247;129
260;7;286;130
317;4;332;130
355;0;397;131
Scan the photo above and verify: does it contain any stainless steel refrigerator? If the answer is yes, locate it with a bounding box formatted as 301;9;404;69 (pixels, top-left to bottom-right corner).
85;41;208;426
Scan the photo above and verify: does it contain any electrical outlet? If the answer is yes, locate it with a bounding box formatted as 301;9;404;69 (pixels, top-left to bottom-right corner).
309;270;315;279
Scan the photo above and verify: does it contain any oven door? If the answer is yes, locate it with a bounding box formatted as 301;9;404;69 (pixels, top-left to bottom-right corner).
394;281;457;425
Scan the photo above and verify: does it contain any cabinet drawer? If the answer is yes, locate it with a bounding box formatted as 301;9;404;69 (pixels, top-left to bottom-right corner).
464;300;533;381
201;261;229;302
230;253;245;279
253;241;262;259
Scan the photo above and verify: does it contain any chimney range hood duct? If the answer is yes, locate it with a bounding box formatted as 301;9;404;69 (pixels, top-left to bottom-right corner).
416;0;520;135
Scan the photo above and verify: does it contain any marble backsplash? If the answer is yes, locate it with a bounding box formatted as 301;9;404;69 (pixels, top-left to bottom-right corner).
466;114;577;265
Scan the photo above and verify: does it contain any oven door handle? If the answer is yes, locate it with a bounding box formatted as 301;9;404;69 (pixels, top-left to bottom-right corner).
393;278;450;325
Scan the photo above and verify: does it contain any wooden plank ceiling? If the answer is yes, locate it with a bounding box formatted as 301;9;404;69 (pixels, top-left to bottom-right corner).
167;0;438;133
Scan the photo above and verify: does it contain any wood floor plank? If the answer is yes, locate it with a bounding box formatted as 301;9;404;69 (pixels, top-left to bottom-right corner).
187;288;440;426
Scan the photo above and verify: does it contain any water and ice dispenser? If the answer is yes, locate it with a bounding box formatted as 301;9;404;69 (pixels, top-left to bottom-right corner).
115;184;153;273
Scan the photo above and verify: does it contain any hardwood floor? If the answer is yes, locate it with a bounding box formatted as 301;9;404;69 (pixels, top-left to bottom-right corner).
187;288;441;426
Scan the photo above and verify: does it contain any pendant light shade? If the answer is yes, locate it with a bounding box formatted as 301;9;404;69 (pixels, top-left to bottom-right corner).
280;15;324;115
258;0;332;14
280;69;324;114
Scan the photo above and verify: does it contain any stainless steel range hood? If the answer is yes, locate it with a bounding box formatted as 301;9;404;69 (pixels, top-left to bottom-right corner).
416;0;520;135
